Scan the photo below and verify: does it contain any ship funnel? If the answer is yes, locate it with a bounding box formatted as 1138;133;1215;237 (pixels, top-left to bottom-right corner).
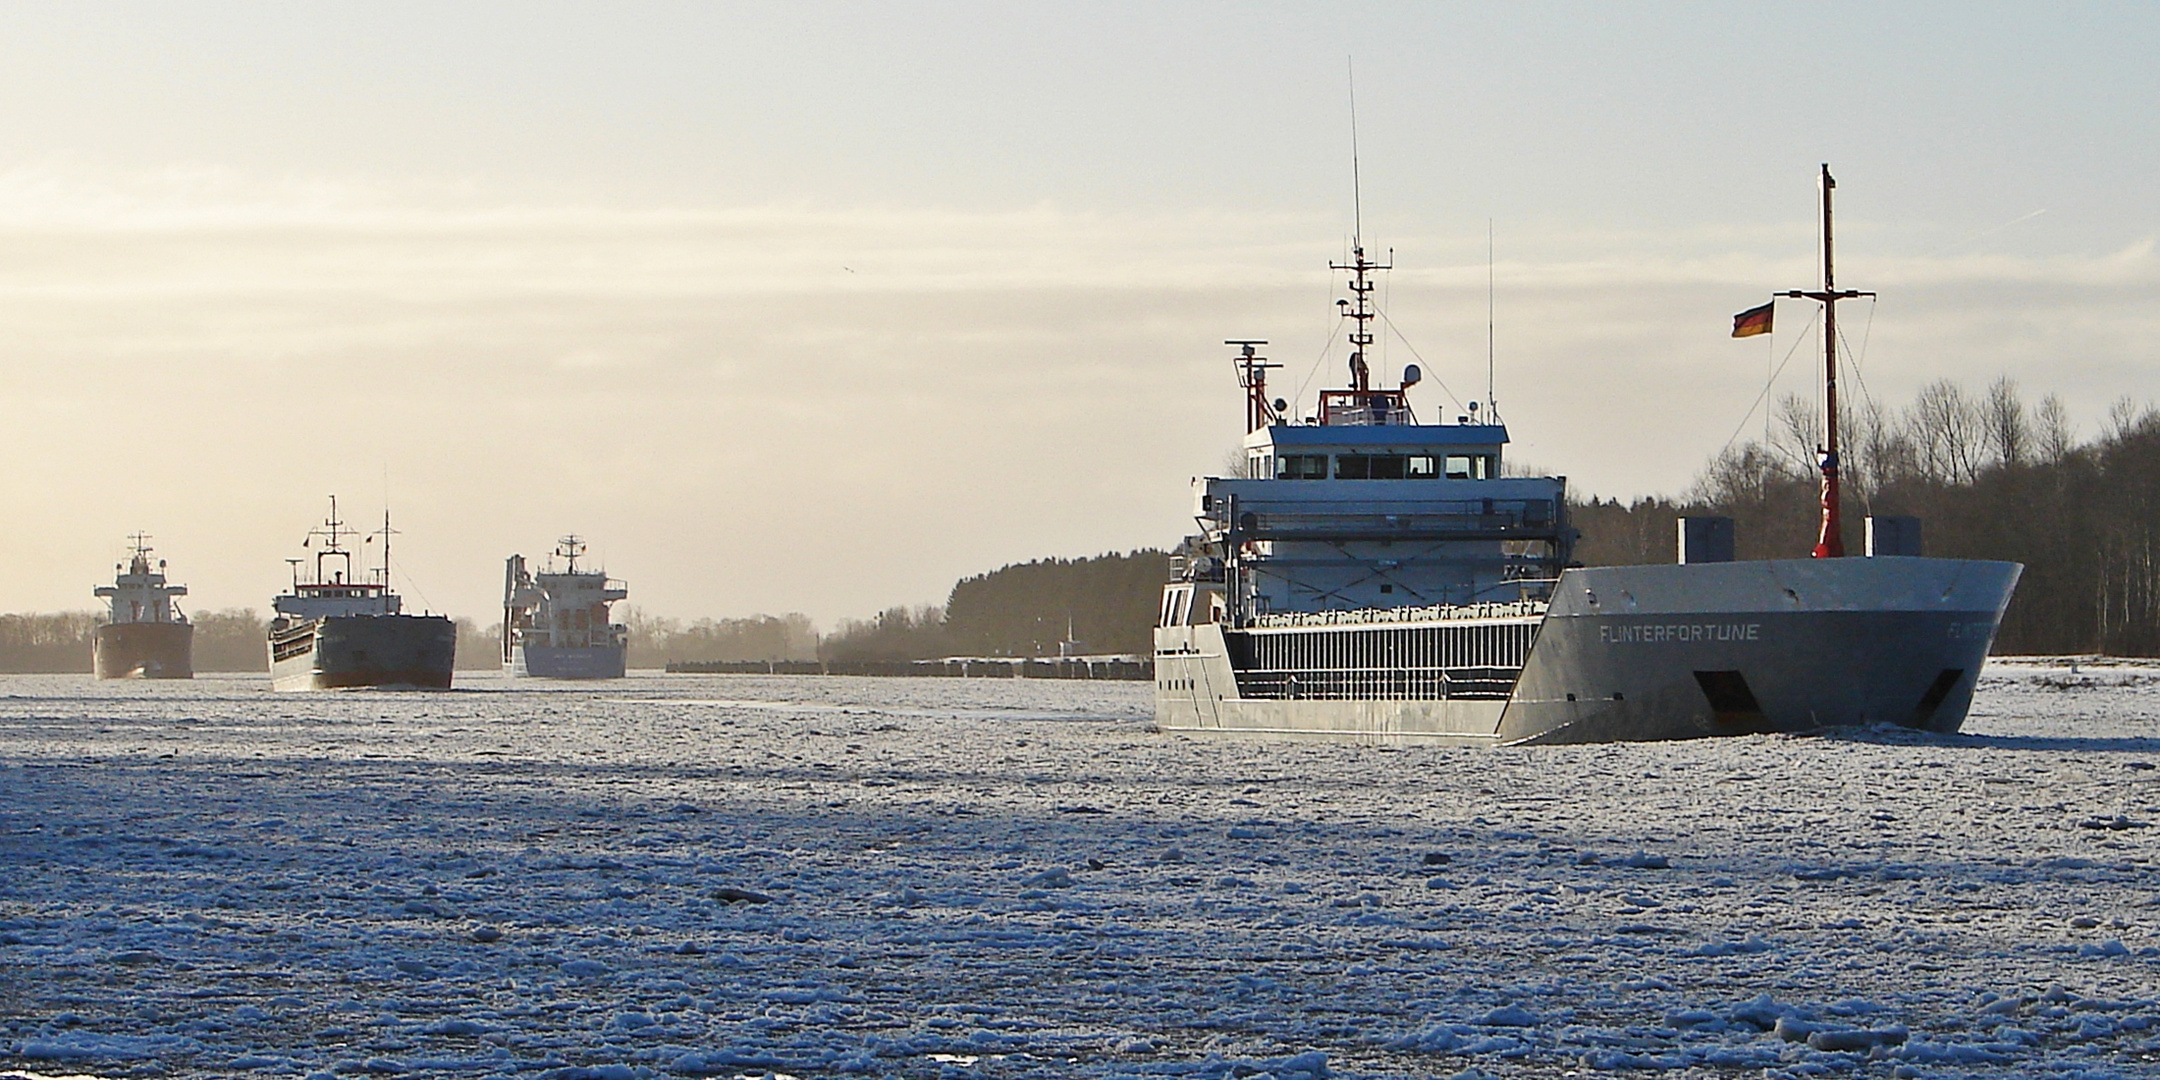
1401;364;1421;390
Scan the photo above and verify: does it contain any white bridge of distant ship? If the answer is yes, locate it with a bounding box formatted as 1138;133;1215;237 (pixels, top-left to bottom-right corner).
503;535;629;679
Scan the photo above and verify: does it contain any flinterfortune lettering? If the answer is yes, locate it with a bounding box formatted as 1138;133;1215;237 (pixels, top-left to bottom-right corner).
1598;623;1761;644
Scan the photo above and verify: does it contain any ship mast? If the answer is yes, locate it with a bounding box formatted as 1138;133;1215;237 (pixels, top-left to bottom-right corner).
1331;244;1389;393
308;495;360;584
1228;340;1279;434
373;510;399;587
1781;164;1872;559
126;531;154;574
557;534;586;573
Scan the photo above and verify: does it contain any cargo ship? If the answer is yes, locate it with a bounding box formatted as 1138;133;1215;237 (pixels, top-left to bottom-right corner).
267;497;456;690
501;535;629;679
1154;166;2021;745
92;534;192;679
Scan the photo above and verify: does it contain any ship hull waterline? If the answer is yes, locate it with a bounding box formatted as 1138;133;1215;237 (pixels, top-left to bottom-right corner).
92;621;194;680
507;644;627;680
269;614;458;692
1154;557;2022;746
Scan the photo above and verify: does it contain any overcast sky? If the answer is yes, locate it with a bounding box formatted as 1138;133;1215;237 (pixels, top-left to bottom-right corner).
5;2;2157;626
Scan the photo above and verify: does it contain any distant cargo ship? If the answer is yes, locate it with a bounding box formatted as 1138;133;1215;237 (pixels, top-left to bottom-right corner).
502;536;629;679
92;534;193;679
267;498;456;691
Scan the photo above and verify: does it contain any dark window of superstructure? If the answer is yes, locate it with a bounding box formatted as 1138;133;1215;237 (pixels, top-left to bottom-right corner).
1446;454;1495;480
1338;454;1411;479
1277;454;1328;480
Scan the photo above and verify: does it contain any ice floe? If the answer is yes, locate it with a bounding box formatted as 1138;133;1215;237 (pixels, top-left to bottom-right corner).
0;660;2156;1077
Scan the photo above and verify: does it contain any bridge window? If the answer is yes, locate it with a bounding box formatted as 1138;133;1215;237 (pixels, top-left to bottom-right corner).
1337;454;1409;479
1276;454;1328;480
1446;454;1495;480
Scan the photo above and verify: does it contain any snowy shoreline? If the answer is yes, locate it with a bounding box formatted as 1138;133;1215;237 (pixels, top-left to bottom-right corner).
2;666;2155;1078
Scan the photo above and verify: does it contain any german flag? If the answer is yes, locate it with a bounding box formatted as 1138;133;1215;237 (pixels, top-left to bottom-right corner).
1731;301;1775;338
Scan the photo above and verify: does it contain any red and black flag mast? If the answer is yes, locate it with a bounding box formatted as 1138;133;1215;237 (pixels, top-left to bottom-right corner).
1734;164;1873;558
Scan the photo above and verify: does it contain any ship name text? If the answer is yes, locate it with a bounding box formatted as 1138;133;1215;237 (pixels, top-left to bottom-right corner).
1599;622;1761;644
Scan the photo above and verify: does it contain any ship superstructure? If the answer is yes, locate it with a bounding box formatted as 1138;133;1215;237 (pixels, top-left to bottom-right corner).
1155;169;2019;744
267;497;456;690
502;536;629;679
92;534;193;679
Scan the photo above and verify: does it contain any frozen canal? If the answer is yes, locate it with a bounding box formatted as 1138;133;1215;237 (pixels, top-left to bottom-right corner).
2;663;2156;1079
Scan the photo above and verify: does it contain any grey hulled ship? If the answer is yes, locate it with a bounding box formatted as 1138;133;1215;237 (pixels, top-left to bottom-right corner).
267;498;456;691
502;536;629;679
1154;166;2021;745
92;534;193;679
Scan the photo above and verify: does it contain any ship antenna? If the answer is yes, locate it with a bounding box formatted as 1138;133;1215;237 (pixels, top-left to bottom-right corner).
1330;62;1388;399
1348;57;1363;251
1486;218;1497;419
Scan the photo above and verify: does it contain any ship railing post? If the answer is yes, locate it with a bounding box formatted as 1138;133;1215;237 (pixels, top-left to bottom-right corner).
1224;493;1242;630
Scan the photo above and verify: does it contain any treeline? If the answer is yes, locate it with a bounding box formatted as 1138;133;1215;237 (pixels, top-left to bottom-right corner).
0;612;101;673
12;380;2155;673
1;611;540;673
0;607;835;673
1577;378;2160;654
820;550;1171;662
621;610;818;667
0;609;271;673
432;613;823;669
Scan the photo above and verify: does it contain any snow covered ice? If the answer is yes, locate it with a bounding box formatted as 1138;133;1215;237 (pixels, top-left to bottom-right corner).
2;662;2157;1079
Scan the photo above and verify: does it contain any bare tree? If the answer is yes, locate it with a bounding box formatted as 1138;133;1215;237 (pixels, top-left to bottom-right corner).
1844;396;1906;504
2104;395;2160;443
1775;394;1822;477
1688;441;1785;506
2036;394;2076;462
1983;376;2029;468
1906;379;1983;484
2106;396;2139;442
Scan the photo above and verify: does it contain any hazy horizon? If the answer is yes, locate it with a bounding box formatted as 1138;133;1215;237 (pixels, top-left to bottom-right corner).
7;3;2158;626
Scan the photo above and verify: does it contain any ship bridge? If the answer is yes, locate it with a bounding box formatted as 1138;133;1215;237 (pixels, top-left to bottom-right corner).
1194;418;1572;619
502;536;630;665
94;536;188;625
1240;420;1508;482
1183;259;1573;624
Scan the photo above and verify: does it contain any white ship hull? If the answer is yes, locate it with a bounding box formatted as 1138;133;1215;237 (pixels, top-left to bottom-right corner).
1156;557;2021;746
507;643;627;680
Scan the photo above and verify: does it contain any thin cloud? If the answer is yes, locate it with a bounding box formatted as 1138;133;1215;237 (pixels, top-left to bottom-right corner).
3;172;2155;622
